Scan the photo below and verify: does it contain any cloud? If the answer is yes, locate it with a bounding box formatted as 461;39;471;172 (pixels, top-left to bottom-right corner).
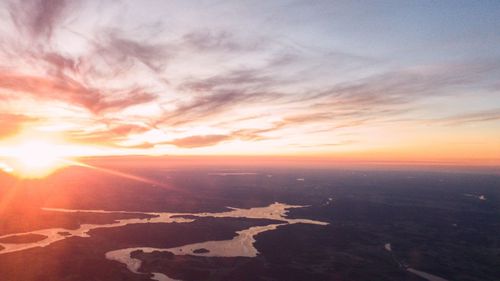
42;52;79;77
429;109;500;125
288;140;357;148
121;142;156;149
134;113;336;149
66;123;150;145
182;30;245;52
8;0;70;40
153;88;282;127
92;31;172;74
167;134;232;148
158;111;352;148
150;66;292;127
0;71;157;113
0;114;37;139
2;2;167;114
310;61;500;109
232;113;333;140
161;59;500;143
179;69;275;93
0;1;499;156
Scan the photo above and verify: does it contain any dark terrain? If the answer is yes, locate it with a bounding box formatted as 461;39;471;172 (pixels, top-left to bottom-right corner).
0;160;498;281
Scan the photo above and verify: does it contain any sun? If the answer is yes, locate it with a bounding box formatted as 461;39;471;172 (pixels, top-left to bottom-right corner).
5;140;70;178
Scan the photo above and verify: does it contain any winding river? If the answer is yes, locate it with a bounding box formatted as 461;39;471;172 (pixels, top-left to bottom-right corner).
0;202;328;281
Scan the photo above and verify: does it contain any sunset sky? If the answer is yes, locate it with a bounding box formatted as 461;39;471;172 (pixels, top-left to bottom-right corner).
0;0;499;163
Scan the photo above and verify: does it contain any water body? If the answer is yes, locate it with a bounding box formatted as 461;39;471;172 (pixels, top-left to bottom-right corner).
106;203;328;280
384;242;449;281
0;209;193;254
324;197;334;206
0;202;328;281
151;272;180;281
464;193;487;201
407;268;449;281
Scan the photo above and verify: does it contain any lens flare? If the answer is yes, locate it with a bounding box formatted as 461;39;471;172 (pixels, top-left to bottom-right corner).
6;141;69;178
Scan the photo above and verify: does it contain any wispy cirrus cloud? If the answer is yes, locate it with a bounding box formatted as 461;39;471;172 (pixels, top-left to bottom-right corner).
182;30;256;52
90;30;173;76
8;0;70;40
66;123;151;145
0;0;498;158
428;108;500;126
152;88;283;127
0;71;157;113
310;61;500;109
1;0;166;114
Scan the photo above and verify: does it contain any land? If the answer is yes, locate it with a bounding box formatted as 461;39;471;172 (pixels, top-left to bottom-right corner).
0;160;499;280
0;233;47;243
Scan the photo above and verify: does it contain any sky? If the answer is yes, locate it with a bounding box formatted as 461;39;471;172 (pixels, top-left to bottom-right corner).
0;0;499;163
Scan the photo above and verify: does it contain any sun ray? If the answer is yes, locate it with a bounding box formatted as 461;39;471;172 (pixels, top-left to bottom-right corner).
63;159;169;188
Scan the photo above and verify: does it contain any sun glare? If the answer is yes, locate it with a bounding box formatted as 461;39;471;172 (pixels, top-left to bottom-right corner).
5;141;70;178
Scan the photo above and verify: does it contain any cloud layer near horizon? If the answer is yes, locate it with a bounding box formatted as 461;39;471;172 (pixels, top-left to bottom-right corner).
0;0;499;159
